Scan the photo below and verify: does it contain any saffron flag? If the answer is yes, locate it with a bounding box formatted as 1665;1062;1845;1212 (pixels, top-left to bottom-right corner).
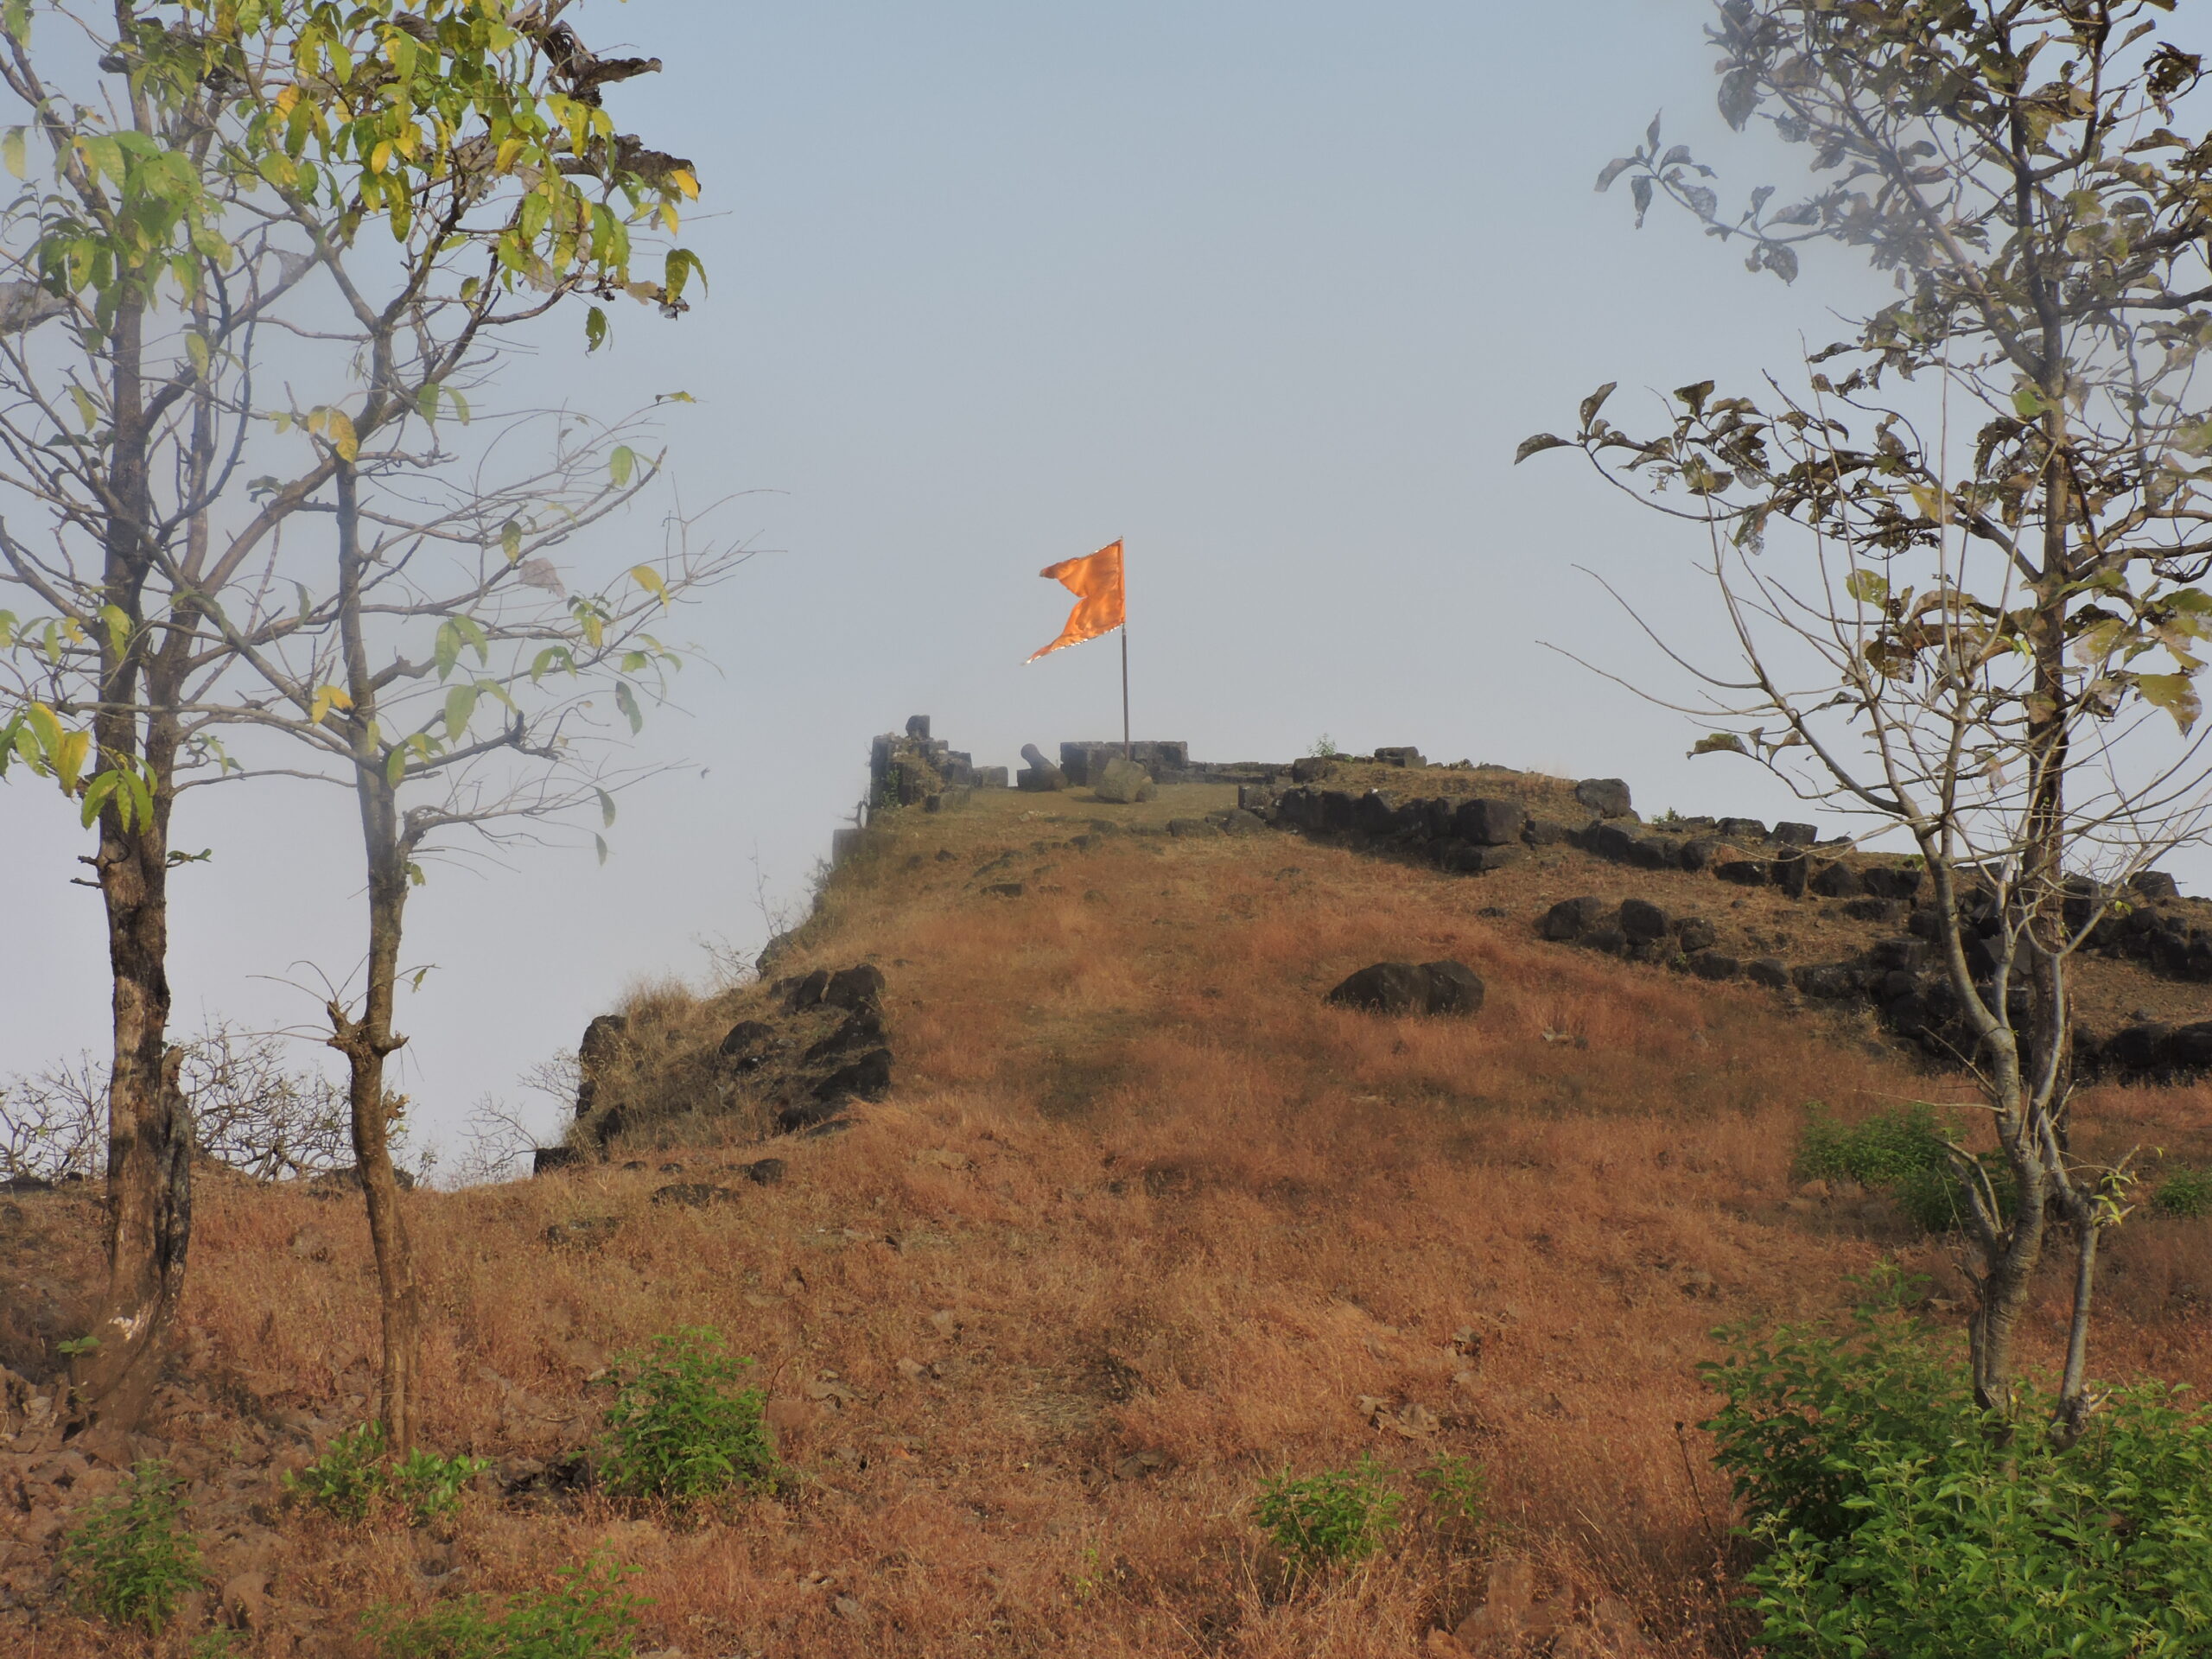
1027;539;1126;663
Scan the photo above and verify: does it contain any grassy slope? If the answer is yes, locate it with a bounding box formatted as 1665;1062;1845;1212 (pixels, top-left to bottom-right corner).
4;780;2210;1656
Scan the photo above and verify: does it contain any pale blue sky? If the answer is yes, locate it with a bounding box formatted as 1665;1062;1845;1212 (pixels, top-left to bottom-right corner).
13;2;2166;1160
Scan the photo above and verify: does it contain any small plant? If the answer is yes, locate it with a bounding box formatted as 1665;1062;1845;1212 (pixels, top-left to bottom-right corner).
2155;1162;2212;1219
286;1421;392;1521
189;1631;245;1658
59;1460;203;1633
366;1557;645;1658
1306;734;1339;759
1414;1452;1488;1526
1252;1454;1402;1568
285;1422;487;1525
391;1447;492;1525
597;1327;777;1503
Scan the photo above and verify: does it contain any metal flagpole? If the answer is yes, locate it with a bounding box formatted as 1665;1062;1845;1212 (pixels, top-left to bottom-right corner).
1120;541;1131;759
1121;626;1131;760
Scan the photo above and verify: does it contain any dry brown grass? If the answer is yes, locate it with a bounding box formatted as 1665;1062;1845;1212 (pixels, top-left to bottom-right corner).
4;781;2210;1656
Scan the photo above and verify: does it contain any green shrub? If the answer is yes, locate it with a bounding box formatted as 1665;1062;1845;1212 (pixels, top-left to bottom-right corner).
59;1460;203;1633
1794;1103;2016;1233
1252;1454;1402;1567
1414;1452;1488;1527
2155;1162;2212;1219
1701;1268;2212;1657
366;1558;645;1658
285;1422;487;1525
597;1328;776;1503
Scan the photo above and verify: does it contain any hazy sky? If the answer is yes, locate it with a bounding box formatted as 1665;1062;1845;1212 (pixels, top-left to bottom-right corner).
11;2;2195;1163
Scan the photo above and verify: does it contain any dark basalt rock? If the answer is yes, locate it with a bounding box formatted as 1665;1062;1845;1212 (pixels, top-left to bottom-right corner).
816;1047;893;1104
1325;960;1486;1017
1715;860;1770;887
1541;897;1615;942
718;1020;777;1071
531;1147;584;1176
824;964;887;1012
1575;778;1634;818
1455;798;1528;847
1688;950;1738;981
743;1158;786;1185
1618;899;1671;942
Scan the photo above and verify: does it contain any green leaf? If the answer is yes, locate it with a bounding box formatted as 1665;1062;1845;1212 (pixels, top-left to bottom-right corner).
1515;434;1572;465
594;833;609;866
2136;672;2201;733
629;564;666;602
2012;384;2050;421
664;247;707;307
1675;380;1715;415
609;445;637;487
3;128;23;181
585;304;607;353
79;768;119;829
386;746;408;786
1844;569;1891;605
597;787;617;827
1578;383;1618;429
500;519;522;562
67;385;98;430
443;683;478;739
453;616;489;665
1691;733;1748;757
185;333;209;378
433;620;461;682
613;681;643;734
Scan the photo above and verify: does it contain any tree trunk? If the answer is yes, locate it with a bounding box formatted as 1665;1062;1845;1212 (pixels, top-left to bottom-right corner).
327;456;423;1452
68;292;195;1447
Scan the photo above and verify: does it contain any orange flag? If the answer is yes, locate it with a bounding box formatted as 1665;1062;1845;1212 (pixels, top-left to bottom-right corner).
1027;539;1126;663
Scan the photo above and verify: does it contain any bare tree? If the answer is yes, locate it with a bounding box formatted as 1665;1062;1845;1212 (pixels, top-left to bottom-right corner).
1521;0;2212;1437
0;0;708;1445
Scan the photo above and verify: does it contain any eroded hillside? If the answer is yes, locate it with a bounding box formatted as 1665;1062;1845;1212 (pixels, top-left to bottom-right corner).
2;762;2209;1657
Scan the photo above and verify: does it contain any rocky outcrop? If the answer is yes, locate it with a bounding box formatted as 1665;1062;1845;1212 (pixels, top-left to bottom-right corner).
1326;961;1485;1017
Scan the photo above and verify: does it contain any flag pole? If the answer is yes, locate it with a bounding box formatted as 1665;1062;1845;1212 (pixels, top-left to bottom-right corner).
1120;539;1131;760
1121;626;1130;760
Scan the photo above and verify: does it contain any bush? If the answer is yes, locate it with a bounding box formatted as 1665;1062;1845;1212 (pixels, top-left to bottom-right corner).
2155;1162;2212;1219
597;1328;776;1503
366;1558;645;1658
59;1460;203;1633
1701;1268;2212;1657
1252;1454;1402;1568
1794;1103;2012;1232
285;1422;488;1525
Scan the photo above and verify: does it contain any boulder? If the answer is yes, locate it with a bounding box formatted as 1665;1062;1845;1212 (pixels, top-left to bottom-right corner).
1861;864;1924;901
717;1020;776;1071
743;1158;786;1185
1773;821;1819;847
531;1147;583;1176
784;969;831;1011
1675;918;1717;953
1574;778;1634;818
1745;957;1790;989
1016;765;1066;791
806;1009;887;1063
1809;861;1863;899
1774;848;1809;899
1325;961;1485;1017
905;715;931;741
1716;817;1768;842
825;964;887;1012
1688;950;1738;981
1454;798;1527;846
1714;860;1770;887
2160;1021;2212;1077
1374;746;1425;767
1168;817;1224;838
2132;869;2182;902
1792;963;1864;1000
1522;818;1572;847
1618;899;1671;942
1679;837;1722;872
816;1048;893;1104
1289;755;1337;783
1092;755;1154;804
1541;897;1614;942
1843;896;1900;923
1582;926;1630;957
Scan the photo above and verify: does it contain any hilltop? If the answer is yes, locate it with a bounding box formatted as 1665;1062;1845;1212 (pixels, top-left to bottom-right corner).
0;732;2208;1656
